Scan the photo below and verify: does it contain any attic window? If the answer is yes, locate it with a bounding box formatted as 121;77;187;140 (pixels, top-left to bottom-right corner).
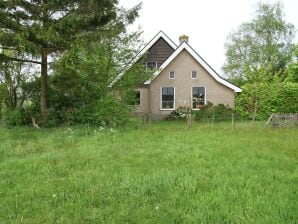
169;71;175;79
192;71;197;79
146;61;157;70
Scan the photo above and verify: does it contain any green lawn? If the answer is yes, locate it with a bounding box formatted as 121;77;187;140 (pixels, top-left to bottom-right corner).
0;121;297;223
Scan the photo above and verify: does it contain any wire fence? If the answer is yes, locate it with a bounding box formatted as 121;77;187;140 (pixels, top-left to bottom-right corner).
138;112;298;129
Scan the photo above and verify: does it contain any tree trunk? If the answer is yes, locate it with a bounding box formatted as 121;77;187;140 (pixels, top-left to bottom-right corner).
40;50;48;122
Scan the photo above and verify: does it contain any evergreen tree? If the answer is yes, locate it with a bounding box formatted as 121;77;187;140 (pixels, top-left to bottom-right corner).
0;0;140;121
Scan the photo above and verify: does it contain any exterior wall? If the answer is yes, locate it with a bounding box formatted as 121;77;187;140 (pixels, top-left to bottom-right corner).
149;50;235;119
146;37;175;67
135;86;150;114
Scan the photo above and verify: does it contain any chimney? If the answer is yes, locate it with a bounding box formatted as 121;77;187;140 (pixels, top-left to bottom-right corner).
179;34;189;44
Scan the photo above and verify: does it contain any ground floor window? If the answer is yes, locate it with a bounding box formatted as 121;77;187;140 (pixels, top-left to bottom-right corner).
134;90;141;106
192;87;205;109
128;90;141;106
161;87;174;109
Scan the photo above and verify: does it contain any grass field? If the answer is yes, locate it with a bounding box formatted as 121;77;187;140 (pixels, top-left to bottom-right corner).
0;121;297;223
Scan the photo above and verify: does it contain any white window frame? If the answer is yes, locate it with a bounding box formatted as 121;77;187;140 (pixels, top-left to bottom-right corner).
169;71;175;79
191;70;198;79
160;86;175;110
146;61;157;69
191;86;206;110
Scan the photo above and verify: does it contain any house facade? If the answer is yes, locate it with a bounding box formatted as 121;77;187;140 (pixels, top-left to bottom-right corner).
111;31;241;120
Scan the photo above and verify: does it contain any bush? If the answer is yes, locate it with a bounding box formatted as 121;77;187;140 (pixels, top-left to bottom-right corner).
1;107;31;126
194;102;234;121
167;103;235;122
95;95;131;127
167;107;188;120
236;82;298;120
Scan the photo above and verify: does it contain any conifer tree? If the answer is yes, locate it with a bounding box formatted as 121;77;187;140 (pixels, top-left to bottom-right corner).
0;0;140;121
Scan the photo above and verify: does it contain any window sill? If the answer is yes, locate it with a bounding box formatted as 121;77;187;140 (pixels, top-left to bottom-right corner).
160;108;175;111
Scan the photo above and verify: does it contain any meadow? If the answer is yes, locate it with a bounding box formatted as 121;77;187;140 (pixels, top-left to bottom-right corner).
0;121;297;223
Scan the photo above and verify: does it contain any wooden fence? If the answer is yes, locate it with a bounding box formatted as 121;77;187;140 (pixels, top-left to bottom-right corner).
265;113;298;128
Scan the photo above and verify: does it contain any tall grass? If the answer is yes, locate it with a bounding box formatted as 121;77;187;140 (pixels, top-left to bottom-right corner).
0;122;297;223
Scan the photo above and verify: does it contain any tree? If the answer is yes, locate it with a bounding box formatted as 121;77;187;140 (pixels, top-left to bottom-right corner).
47;30;148;126
0;50;32;110
0;0;140;122
286;44;298;83
223;2;295;85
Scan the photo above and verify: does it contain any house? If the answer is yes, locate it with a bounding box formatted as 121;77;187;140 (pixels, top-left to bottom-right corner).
111;31;242;120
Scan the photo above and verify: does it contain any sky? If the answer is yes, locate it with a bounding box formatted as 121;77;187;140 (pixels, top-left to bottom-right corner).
119;0;298;76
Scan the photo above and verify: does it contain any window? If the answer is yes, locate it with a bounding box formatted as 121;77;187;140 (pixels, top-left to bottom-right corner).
169;71;175;79
161;87;174;109
191;71;197;79
134;90;141;106
146;61;157;70
128;90;141;106
192;87;205;109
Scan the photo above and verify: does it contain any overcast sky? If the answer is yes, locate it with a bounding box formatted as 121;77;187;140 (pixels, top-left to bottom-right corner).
119;0;298;76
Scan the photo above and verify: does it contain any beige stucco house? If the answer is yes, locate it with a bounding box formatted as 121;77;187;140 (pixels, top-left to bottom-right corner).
111;31;241;119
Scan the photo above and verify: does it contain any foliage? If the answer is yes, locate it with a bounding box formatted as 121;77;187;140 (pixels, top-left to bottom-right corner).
43;31;148;127
0;123;297;223
286;44;298;83
236;82;298;120
194;102;234;121
1;106;31;126
94;94;131;127
167;107;188;120
223;2;295;85
0;51;39;123
167;103;235;121
0;0;141;121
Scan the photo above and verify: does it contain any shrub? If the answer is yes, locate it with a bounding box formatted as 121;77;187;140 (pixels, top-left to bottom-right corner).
167;107;188;120
1;107;31;126
236;82;298;120
194;102;234;121
167;103;235;122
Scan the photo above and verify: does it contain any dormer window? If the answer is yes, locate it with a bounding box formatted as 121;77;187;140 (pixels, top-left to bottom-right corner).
169;71;175;79
146;61;157;70
192;71;197;79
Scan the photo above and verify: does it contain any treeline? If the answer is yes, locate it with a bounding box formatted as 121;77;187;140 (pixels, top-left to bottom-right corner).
223;2;298;120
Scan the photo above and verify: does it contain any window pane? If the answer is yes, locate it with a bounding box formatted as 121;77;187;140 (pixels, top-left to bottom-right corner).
162;87;173;95
146;61;157;69
192;71;197;79
192;87;205;108
193;87;198;96
169;71;175;79
128;90;140;105
135;91;140;105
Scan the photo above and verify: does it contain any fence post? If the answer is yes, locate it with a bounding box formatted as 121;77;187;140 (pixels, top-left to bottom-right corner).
232;113;234;128
212;113;215;128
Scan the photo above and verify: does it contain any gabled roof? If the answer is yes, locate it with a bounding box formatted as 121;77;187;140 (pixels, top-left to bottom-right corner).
144;41;242;93
109;31;177;87
110;31;241;93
